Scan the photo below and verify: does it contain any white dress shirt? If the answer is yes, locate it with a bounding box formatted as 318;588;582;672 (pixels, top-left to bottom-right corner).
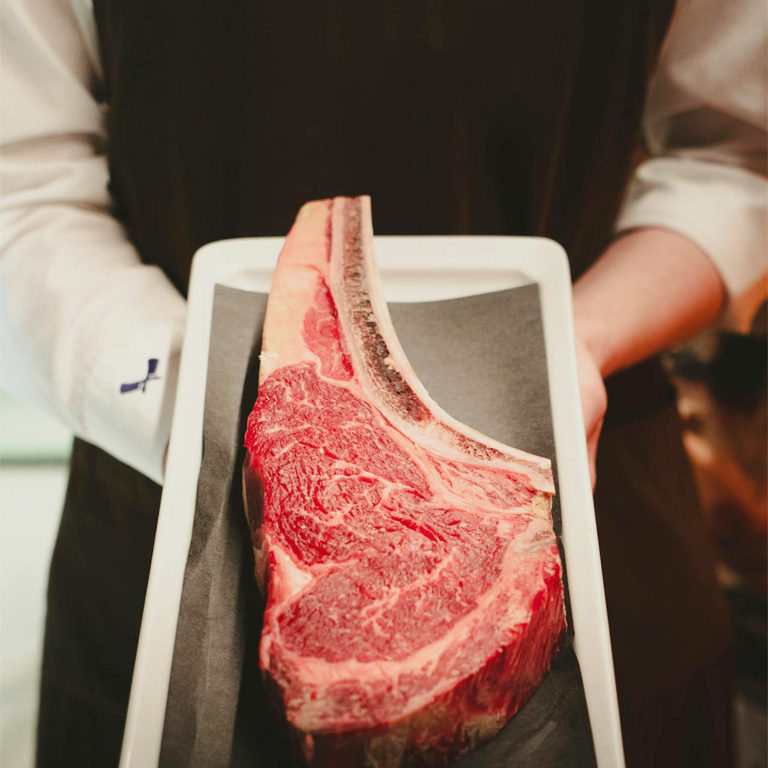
1;0;766;483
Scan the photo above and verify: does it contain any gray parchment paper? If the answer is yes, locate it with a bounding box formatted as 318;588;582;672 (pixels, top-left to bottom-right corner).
159;283;596;767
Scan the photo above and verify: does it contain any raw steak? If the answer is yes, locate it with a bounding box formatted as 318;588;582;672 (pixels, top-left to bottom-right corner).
244;196;565;767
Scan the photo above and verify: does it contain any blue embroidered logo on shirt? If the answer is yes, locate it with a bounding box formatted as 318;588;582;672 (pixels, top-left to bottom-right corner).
120;359;161;393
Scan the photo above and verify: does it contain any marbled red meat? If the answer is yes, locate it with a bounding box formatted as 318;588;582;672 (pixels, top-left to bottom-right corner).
244;196;565;767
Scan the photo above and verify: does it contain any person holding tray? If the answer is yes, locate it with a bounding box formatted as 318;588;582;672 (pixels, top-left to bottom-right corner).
1;0;766;765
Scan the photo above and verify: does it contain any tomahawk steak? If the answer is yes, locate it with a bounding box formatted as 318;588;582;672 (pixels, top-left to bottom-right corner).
244;197;565;766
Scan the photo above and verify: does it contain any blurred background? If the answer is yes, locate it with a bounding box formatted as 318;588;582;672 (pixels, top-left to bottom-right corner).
0;391;71;767
1;321;766;767
664;319;767;768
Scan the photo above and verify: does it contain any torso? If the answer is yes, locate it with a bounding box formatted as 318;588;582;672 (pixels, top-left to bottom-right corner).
38;4;734;768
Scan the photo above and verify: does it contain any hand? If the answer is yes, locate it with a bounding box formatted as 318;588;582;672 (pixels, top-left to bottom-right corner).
573;335;607;491
570;228;724;490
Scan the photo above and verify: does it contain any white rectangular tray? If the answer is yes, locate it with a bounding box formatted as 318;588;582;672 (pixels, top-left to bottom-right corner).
120;236;625;768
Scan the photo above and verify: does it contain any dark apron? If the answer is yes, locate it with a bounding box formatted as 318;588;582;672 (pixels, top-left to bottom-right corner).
37;1;732;766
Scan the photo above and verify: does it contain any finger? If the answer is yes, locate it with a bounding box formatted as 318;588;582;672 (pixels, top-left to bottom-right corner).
586;416;604;492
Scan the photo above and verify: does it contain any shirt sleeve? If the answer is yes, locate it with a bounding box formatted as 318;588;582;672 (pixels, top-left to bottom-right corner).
0;0;186;483
616;0;768;332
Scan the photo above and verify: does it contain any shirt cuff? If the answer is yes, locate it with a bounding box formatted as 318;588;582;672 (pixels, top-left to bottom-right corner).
79;278;186;485
616;155;768;332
